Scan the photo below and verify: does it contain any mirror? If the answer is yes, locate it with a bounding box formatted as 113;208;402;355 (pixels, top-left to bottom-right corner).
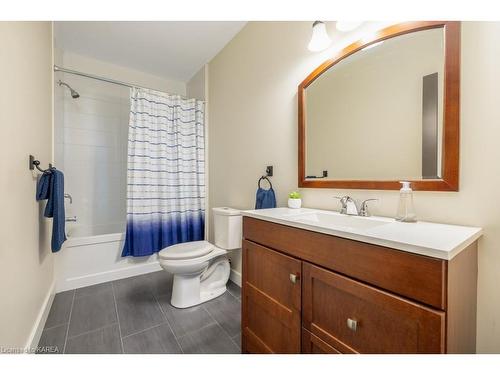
307;29;444;180
298;22;460;191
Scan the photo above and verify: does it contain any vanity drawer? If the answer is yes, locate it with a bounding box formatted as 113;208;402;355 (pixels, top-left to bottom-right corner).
302;262;445;354
243;217;447;309
302;328;341;354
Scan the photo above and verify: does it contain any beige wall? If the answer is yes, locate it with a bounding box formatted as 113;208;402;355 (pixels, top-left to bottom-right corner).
306;29;444;180
208;21;500;353
187;66;207;101
0;22;55;349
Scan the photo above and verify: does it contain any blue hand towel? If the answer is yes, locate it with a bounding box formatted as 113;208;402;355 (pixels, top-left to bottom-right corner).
255;187;277;209
36;169;67;252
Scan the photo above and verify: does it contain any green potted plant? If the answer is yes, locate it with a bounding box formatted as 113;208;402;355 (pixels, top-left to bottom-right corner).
288;191;302;209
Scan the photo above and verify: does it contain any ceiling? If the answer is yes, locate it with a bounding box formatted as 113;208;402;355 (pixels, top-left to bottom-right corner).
54;21;247;82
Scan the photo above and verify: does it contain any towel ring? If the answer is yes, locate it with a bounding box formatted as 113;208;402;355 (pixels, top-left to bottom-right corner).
258;176;273;190
29;155;54;174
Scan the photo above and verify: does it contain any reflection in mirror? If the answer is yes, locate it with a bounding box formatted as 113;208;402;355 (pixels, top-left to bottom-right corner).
305;28;444;181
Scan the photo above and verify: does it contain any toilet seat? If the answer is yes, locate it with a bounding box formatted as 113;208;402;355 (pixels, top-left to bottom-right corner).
159;240;213;261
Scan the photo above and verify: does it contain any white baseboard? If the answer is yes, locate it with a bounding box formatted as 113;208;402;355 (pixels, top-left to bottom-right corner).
229;269;241;287
56;261;162;293
25;280;56;352
56;260;237;295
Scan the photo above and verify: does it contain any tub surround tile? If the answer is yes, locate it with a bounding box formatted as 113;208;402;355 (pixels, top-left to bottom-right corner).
60;95;128;238
122;323;181;354
65;324;122;354
44;290;75;329
68;289;117;337
178;323;240;354
63;127;117;148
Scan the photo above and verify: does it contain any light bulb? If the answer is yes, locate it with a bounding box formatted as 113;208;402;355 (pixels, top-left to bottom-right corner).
336;21;362;32
308;21;332;52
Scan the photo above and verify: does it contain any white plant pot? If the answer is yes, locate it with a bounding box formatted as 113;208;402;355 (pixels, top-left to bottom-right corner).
288;198;302;209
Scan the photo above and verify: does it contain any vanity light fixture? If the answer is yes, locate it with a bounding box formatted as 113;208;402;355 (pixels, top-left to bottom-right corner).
307;21;332;52
335;21;363;32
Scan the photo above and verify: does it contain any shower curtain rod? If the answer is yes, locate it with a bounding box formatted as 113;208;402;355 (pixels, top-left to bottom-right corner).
53;65;188;98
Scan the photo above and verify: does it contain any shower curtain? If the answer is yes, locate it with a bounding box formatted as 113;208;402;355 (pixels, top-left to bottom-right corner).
122;88;205;257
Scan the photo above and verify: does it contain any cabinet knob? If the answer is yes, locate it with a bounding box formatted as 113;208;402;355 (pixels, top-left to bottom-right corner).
289;273;300;284
347;318;358;332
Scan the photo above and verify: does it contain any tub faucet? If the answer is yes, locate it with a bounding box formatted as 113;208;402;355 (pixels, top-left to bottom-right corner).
65;216;77;222
64;193;73;204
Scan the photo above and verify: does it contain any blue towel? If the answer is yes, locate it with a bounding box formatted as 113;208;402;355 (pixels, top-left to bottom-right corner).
255;187;277;209
36;169;66;252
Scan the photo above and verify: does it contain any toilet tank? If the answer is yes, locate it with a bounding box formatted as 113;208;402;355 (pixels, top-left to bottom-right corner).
213;207;242;250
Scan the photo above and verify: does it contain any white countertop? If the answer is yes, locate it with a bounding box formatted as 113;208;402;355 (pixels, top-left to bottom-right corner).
242;207;482;260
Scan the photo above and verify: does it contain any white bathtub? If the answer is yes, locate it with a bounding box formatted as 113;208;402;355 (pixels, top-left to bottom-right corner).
55;225;161;292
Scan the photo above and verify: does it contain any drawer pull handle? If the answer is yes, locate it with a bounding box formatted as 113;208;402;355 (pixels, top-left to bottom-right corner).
289;273;300;284
347;318;358;332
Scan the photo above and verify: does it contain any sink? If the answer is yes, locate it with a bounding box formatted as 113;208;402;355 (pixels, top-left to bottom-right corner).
288;211;390;231
242;207;483;260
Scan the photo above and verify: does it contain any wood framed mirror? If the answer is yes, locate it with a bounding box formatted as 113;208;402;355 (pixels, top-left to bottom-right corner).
298;21;460;191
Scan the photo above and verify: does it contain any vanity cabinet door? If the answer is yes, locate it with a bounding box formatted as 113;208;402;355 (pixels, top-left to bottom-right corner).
302;263;445;354
242;240;302;353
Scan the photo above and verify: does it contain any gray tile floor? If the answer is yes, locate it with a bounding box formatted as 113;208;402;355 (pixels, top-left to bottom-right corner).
37;271;241;354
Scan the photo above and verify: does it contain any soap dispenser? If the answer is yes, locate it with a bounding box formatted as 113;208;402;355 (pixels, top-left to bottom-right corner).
396;181;417;222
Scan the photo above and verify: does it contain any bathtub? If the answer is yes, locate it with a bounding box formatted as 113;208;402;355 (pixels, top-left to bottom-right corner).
55;225;161;292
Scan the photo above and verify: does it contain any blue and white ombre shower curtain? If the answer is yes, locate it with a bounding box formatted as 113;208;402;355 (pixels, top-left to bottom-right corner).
122;88;205;257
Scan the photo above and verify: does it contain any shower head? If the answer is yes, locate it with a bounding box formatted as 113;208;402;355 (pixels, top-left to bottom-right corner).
58;80;80;99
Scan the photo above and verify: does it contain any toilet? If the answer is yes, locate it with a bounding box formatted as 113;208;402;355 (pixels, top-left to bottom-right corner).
159;207;242;308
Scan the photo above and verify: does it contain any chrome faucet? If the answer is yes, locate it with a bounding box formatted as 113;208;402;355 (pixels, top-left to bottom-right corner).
65;216;77;222
335;196;379;217
359;199;378;217
334;196;359;215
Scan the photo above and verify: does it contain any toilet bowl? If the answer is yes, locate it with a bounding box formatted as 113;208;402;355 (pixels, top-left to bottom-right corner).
159;207;242;308
159;241;230;308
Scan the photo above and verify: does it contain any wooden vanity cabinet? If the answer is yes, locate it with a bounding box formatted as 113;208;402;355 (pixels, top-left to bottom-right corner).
302;263;445;353
241;240;301;353
241;217;478;354
302;328;341;354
